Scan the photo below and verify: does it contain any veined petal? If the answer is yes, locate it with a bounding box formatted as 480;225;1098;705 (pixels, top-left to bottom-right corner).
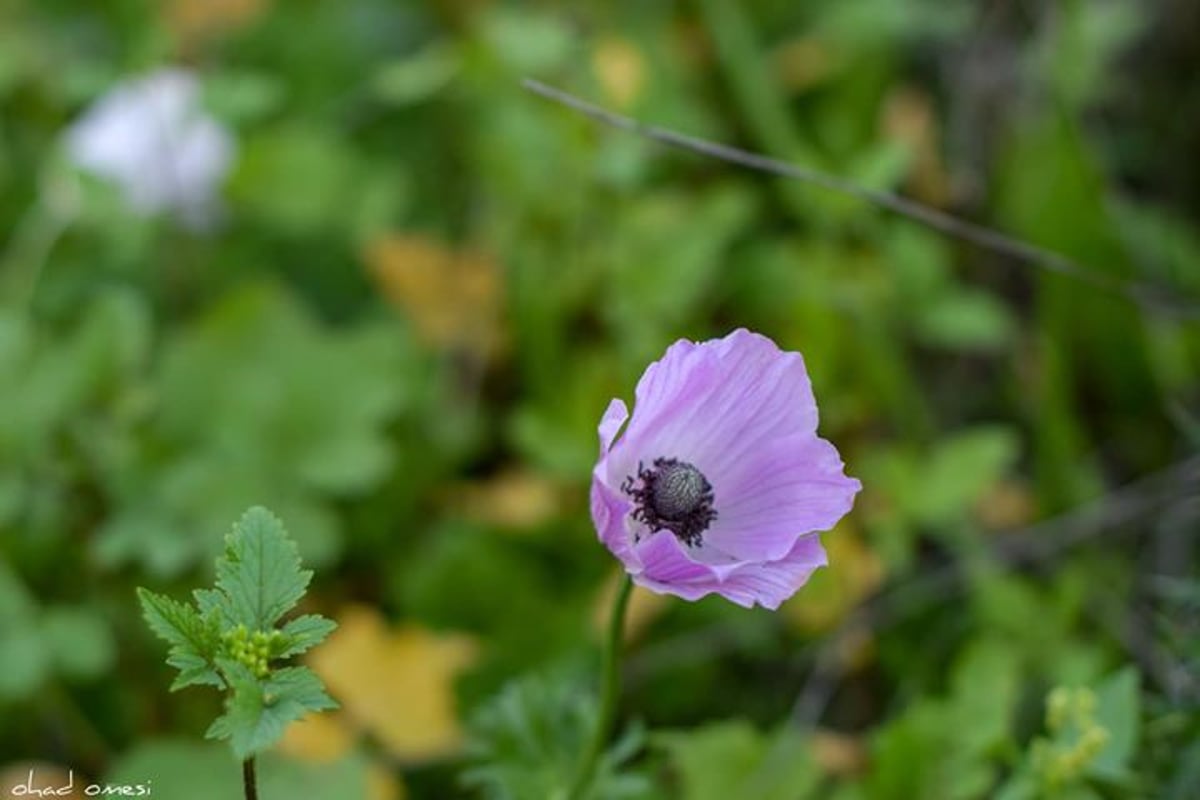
613;330;819;478
590;477;637;567
597;398;628;454
602;341;717;483
702;434;861;562
714;535;828;610
631;531;720;601
630;531;828;609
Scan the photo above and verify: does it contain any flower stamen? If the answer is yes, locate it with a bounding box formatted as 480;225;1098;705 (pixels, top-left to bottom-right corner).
622;458;716;547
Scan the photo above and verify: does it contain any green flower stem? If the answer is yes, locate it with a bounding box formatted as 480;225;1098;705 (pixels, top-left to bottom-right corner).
242;757;258;800
567;574;634;800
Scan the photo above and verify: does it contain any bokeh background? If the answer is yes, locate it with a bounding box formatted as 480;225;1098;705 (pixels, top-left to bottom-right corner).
2;0;1198;797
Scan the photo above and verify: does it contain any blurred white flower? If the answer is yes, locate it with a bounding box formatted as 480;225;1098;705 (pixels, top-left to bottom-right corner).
65;68;234;230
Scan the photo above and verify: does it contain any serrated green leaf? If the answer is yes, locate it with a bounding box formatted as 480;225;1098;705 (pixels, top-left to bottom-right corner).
137;588;223;691
277;614;337;658
265;666;339;716
193;587;232;627
206;660;262;748
208;661;338;760
464;671;652;800
215;506;312;631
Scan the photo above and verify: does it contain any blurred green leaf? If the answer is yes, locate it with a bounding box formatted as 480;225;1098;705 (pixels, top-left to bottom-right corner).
478;9;575;73
0;565;117;697
204;70;287;124
864;425;1021;560
106;739;378;800
0;622;50;700
1088;667;1140;782
866;633;1027;800
605;186;756;354
918;428;1021;524
915;290;1018;352
97;283;411;575
656;721;822;800
372;42;459;105
230;126;364;234
41;606;117;681
1037;0;1145;109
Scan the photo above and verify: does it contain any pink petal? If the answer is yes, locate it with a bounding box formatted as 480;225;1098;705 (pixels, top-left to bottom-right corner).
714;535;829;609
702;434;861;562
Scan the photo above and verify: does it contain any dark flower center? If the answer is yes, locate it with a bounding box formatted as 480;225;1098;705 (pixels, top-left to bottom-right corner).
622;458;717;547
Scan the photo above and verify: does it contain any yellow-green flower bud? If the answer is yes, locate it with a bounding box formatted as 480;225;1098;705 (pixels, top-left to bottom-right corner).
1046;687;1071;731
1060;747;1087;777
1080;726;1109;759
1074;688;1097;719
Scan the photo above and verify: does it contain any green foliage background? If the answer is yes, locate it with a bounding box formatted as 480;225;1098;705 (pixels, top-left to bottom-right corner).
1;0;1198;797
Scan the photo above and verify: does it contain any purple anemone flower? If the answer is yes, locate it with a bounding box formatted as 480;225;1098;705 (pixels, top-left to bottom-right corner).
590;329;861;609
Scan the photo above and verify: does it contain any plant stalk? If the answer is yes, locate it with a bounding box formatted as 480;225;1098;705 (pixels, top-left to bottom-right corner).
566;574;634;800
242;757;258;800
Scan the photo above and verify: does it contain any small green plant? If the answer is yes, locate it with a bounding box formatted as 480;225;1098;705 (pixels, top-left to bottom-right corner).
137;506;338;799
997;670;1141;800
1032;687;1111;790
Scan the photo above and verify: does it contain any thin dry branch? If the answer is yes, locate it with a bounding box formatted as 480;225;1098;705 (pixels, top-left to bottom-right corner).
522;79;1200;321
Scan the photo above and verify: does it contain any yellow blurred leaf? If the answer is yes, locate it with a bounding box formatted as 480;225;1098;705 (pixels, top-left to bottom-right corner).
772;37;838;93
592;37;646;109
166;0;268;43
364;235;504;360
366;765;405;800
882;86;951;206
592;572;668;644
809;730;867;776
834;626;877;673
782;527;884;634
279;713;406;799
447;468;562;531
975;478;1036;531
279;712;355;763
673;20;714;69
308;606;478;763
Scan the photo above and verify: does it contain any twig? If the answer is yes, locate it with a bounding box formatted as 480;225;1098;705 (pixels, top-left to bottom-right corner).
522;79;1200;320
